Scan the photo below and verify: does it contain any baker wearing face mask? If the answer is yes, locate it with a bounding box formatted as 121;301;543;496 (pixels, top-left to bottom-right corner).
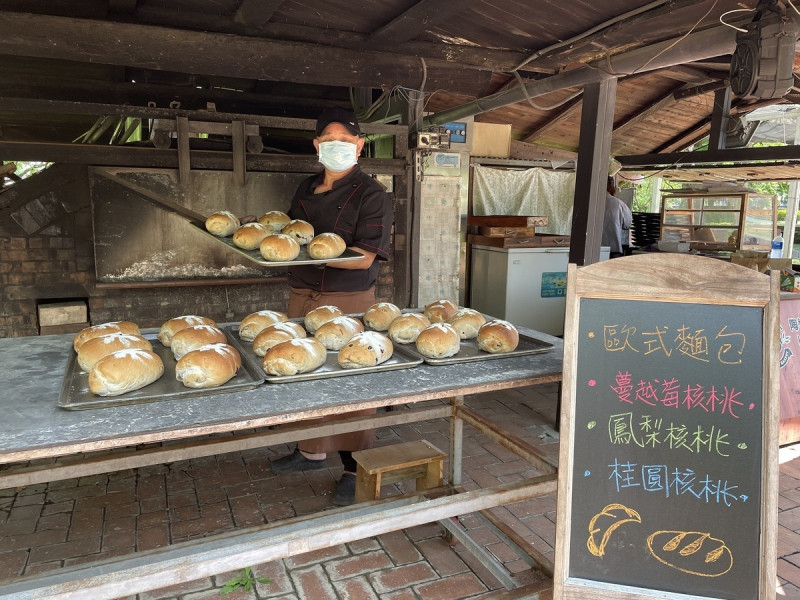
285;106;394;318
271;107;394;506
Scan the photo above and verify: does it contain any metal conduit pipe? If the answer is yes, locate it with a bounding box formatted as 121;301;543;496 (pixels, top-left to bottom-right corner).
425;23;744;126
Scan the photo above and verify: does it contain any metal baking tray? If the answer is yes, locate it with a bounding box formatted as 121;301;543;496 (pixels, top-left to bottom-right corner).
190;221;364;267
58;328;266;410
224;325;423;384
396;332;554;365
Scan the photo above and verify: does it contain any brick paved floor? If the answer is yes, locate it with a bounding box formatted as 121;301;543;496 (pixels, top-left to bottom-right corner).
2;383;800;599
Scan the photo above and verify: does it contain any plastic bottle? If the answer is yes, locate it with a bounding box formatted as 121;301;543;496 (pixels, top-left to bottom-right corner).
771;231;784;259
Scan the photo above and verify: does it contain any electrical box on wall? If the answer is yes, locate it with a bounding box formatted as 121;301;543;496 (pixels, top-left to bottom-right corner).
410;127;451;150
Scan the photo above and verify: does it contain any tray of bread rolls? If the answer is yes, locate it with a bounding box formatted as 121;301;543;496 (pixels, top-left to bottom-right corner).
225;306;424;383
191;220;365;267
59;325;266;410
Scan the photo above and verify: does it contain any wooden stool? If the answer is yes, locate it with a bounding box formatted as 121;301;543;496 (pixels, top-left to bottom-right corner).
352;440;447;503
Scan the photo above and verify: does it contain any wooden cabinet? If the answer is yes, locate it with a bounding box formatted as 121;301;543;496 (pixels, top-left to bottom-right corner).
660;190;776;252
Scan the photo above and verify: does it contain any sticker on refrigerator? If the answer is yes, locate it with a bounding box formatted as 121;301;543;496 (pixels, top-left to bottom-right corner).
541;272;567;297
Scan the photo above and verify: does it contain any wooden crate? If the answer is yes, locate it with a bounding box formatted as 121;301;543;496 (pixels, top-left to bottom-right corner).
467;215;548;228
476;226;536;238
468;233;570;248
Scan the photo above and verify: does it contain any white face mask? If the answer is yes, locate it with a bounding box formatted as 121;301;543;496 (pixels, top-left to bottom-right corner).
318;140;358;172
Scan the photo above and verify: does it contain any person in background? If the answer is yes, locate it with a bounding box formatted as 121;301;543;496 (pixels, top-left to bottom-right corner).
269;106;394;506
602;176;632;258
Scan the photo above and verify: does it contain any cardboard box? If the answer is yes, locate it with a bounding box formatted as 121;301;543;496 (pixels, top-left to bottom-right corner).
472;122;511;158
781;271;800;293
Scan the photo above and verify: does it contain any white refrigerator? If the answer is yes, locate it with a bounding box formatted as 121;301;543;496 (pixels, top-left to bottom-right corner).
469;245;609;336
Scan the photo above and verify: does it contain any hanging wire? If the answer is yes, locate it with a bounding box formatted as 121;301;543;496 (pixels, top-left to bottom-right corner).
719;8;756;33
512;70;583;111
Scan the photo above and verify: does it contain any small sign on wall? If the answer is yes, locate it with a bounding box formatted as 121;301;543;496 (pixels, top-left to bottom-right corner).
432;152;460;169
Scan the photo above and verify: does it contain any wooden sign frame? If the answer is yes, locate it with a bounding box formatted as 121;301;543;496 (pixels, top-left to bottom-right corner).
553;254;779;600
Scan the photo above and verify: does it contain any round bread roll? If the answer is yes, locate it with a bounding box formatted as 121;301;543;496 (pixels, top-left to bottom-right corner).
77;333;152;372
263;337;327;376
314;316;365;351
88;349;164;397
448;308;486;340
281;219;314;245
387;312;431;344
238;310;288;342
175;343;241;388
260;233;300;262
304;305;343;333
205;211;239;237
338;331;394;368
73;321;141;352
258;210;291;233
477;319;520;354
307;232;346;260
363;302;402;331
170;324;227;360
232;222;271;250
158;315;217;347
253;321;307;357
415;323;461;359
424;300;458;323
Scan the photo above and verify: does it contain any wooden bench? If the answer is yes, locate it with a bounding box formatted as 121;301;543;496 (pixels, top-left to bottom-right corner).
352;440;447;502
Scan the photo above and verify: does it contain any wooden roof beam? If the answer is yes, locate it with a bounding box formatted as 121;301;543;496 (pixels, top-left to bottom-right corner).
233;0;284;27
520;95;583;143
368;0;480;46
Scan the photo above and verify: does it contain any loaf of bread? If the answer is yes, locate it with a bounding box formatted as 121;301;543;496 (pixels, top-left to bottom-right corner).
477;319;519;353
170;324;227;360
238;310;288;342
77;333;153;372
232;222;271;250
262;337;328;376
363;302;402;331
307;232;346;260
424;300;458;323
448;308;486;340
205;211;239;237
175;343;242;388
73;321;141;352
415;323;461;359
314;316;365;351
252;321;307;356
88;349;164;396
158;315;217;347
258;210;291;233
304;305;343;333
281;219;315;245
338;331;393;368
387;312;431;344
260;233;300;262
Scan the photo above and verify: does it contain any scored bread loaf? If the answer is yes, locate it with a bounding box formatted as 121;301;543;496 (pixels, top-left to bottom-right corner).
387;312;431;345
363;302;402;331
253;321;307;356
205;211;239;237
260;233;300;262
338;331;394;368
258;210;291;233
304;305;343;333
238;310;288;342
415;323;461;359
232;222;271;250
170;325;227;360
77;333;152;372
88;349;164;396
262;337;327;376
477;319;519;353
175;343;242;388
314;316;365;351
281;219;314;245
73;321;141;352
307;232;346;260
448;308;486;340
424;300;458;323
158;315;217;347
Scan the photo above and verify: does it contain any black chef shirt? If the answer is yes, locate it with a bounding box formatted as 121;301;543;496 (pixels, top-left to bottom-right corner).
287;166;393;292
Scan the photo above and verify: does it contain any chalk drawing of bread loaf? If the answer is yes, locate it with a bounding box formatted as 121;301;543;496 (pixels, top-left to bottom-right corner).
587;503;642;557
646;531;733;577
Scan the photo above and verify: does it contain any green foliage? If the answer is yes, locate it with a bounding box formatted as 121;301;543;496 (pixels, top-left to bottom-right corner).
219;567;270;595
3;161;52;179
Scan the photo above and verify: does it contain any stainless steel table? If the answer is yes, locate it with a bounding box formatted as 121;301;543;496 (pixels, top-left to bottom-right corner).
0;327;563;599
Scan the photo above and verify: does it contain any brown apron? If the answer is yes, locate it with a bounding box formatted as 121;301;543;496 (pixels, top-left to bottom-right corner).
288;287;377;454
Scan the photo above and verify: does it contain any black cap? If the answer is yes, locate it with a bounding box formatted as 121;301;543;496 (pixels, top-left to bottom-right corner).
315;106;361;137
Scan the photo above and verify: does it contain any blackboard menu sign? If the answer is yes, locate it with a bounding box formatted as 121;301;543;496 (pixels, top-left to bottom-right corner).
554;254;779;600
